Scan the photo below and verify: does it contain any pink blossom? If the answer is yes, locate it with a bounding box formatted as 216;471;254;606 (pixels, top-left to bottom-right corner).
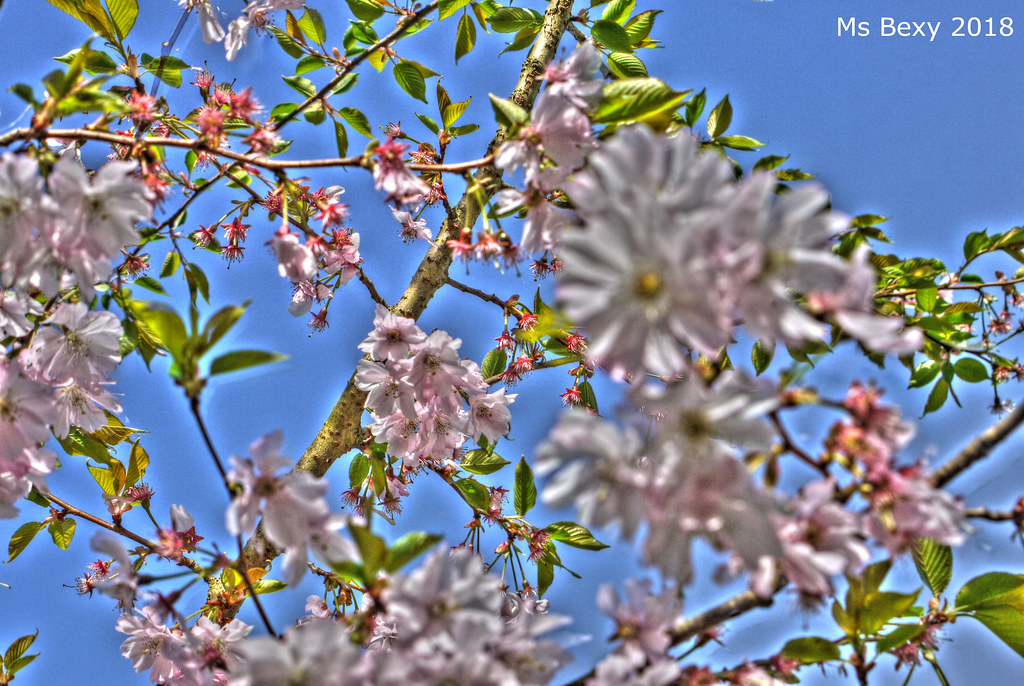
372;137;429;207
357;304;426;363
269;229;317;282
25;302;123;385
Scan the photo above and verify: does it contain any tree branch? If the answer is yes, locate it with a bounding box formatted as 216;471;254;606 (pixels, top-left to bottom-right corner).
231;0;577;598
930;399;1024;488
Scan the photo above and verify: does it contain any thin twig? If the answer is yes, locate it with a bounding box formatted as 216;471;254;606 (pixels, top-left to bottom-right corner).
42;491;158;551
445;277;515;311
930;400;1024;488
269;1;441;132
879;276;1024;299
769;411;829;476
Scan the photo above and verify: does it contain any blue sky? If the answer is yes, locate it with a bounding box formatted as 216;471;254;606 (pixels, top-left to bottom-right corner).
3;1;1024;684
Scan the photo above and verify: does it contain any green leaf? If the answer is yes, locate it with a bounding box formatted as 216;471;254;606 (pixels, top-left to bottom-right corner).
269;25;306;58
159;252;181;278
601;0;635;23
349;453;370;488
440;0;472;20
384;532;442;572
125;441;149;487
861;590;920;634
202;302;249;350
537;556;554;597
592;19;634;52
133;276;167;295
349;522;386;580
455;12;477;62
592;78;688;124
3;631;38;672
59;428;113;463
209;350;287;376
606;52;647;78
443;98;471;130
450;123;479;137
345;0;384;22
54;47;117;75
461;449;510;475
87;462;120;495
481;349;508;380
295;54;328;75
333;120;349;157
393;60;427;102
753;154;789;173
623;9;661;44
780;636;841;663
282;74;317;98
545;521;609;550
488;7;542;33
923;377;949;416
752;339;774;375
46;0;115;41
916;287;938;313
339;107;373;138
488;93;529;128
877;623;926;655
298;7;327;44
186;263;210;304
955;572;1024;657
707;94;732;138
850;214;890;228
718;135;764;151
455;478;490;511
684;88;706;127
578;380;598;412
47;518;76;551
106;0;138;40
953;358;989;383
514;456;537;516
7;522;45;563
499;25;540;54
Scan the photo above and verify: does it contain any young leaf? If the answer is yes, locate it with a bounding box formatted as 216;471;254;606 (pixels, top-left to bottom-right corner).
393;60;427;103
461;449;510;475
953;358;989;383
954;572;1024;657
606;52;647;78
780;636;840;663
439;0;472;20
488;93;529;128
384;532;442;572
876;623;926;655
345;0;384;22
349;523;386;580
298;7;327;44
545;521;609;550
481;349;508;380
514;457;537;516
47;518;76;550
3;631;39;674
707;94;732;138
487;7;542;33
209;350;288;376
334;120;349;157
592;20;634;53
106;0;139;40
455;12;476;63
7;522;45;563
443;97;471;130
623;9;661;44
125;441;149;488
601;0;635;24
455;478;491;511
339;107;373;138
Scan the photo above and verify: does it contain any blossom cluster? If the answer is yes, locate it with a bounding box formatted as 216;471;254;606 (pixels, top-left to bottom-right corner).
355;304;516;467
225;430;357;585
536;370;961;611
1;153;150;518
557;125;922;379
